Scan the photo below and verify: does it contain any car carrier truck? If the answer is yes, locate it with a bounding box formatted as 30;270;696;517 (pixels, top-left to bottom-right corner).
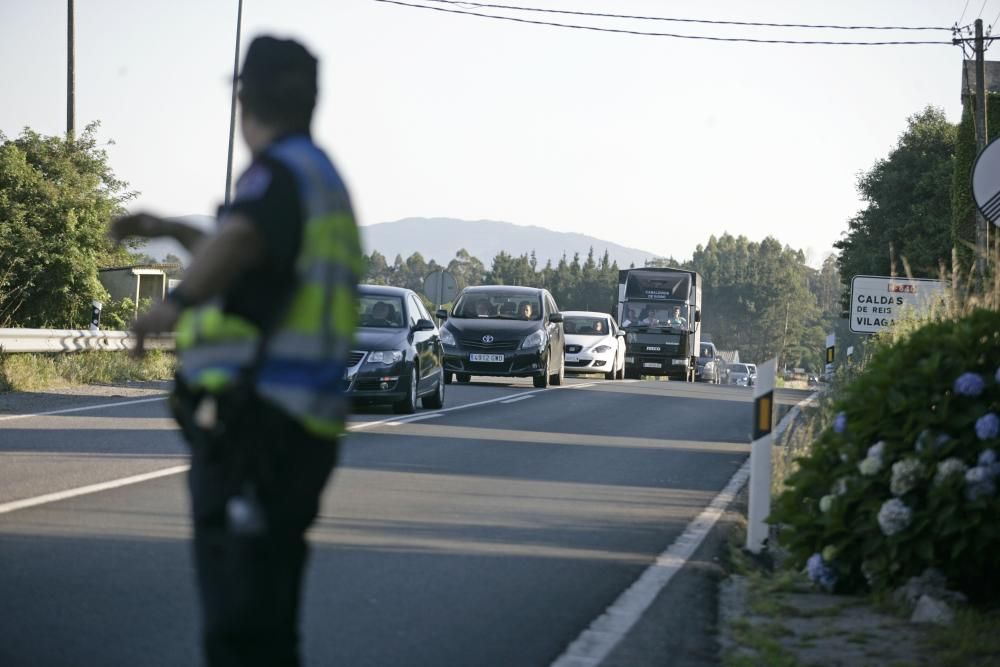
616;267;702;380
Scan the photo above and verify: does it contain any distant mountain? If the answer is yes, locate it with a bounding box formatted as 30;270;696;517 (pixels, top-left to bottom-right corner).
359;218;659;268
140;216;661;270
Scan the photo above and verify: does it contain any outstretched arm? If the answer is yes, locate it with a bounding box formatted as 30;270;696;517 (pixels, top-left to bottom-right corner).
109;213;209;253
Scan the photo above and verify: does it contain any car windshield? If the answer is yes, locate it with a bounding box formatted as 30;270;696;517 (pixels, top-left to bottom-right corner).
729;364;749;374
452;292;542;320
620;300;692;332
699;344;716;358
358;294;406;328
564;316;611;336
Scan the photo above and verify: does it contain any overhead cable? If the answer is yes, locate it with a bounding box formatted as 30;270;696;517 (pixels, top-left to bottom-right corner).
373;1;957;45
419;0;955;31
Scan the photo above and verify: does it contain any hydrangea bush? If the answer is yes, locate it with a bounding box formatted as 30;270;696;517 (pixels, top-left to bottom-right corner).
770;309;1000;600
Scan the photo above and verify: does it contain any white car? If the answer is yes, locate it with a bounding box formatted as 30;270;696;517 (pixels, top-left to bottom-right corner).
562;310;627;380
727;363;753;387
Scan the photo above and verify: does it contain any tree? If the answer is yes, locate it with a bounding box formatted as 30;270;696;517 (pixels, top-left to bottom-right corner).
835;107;956;284
0;123;134;327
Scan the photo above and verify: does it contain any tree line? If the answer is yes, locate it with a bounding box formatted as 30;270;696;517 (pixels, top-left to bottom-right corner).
363;238;840;371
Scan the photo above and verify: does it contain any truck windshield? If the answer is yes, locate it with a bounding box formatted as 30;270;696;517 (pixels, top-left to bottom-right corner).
620;300;693;332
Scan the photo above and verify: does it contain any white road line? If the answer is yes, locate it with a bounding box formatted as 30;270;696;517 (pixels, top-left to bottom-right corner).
0;465;191;516
500;395;535;404
547;393;811;667
0;396;169;423
0;380;589;514
549;460;751;667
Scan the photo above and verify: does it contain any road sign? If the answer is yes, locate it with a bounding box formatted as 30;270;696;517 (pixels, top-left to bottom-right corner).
972;135;1000;226
424;270;458;308
849;275;946;335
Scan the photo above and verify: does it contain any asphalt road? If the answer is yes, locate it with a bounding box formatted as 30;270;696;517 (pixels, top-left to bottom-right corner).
0;377;812;667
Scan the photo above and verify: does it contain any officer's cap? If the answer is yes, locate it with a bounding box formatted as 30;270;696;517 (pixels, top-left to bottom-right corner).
239;36;317;98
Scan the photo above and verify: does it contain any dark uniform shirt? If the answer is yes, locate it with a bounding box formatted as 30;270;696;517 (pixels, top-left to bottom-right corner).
220;139;305;331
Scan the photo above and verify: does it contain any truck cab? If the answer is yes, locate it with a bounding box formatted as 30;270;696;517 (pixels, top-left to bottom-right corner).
616;268;702;381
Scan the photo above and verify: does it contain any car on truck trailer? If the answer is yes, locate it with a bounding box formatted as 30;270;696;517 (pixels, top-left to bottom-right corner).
616;267;702;380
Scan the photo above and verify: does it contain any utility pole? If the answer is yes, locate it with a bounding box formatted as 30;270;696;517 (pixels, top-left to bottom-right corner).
224;0;244;207
67;0;75;139
975;18;989;290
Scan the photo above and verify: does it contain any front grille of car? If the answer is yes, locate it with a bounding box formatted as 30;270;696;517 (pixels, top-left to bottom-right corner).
460;338;520;351
347;351;366;367
565;345;583;354
564;359;591;367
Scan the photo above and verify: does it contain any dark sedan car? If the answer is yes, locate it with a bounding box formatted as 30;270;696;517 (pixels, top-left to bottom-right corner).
344;285;445;413
437;286;565;388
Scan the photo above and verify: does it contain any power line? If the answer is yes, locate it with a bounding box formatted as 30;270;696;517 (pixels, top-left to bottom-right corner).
959;0;972;25
374;1;956;45
980;0;990;20
419;0;954;31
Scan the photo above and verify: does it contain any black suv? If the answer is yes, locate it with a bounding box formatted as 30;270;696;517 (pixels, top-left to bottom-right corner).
437;286;565;388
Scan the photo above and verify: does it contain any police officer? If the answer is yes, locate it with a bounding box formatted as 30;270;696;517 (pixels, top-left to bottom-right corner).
110;36;361;666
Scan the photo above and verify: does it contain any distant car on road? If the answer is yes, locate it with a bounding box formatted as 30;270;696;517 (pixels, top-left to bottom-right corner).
727;363;753;387
696;341;725;384
437;286;565;388
562;311;626;380
345;285;446;414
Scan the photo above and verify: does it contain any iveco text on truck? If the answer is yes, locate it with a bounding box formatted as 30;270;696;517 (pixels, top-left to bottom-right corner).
616;268;701;380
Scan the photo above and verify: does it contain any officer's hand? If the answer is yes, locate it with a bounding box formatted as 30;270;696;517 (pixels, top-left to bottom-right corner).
130;301;180;358
109;212;167;243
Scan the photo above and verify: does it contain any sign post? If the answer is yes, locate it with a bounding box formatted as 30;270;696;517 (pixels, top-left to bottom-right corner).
423;270;458;314
746;358;776;554
825;333;836;378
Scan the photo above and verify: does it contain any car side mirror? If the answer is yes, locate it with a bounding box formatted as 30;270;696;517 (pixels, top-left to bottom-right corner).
615;330;626;337
413;318;436;332
435;308;448;320
549;312;563;323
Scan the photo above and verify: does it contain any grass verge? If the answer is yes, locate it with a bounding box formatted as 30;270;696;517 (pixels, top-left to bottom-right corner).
0;350;175;392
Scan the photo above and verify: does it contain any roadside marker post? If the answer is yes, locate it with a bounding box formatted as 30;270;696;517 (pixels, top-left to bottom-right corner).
824;333;835;378
746;358;776;554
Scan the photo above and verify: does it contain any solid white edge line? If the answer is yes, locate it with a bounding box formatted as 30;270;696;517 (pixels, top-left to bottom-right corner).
549;461;751;667
548;389;816;667
0;465;191;516
0;395;169;422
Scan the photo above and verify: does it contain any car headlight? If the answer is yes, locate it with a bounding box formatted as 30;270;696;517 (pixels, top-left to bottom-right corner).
592;345;612;354
521;330;546;349
367;350;404;365
439;327;456;346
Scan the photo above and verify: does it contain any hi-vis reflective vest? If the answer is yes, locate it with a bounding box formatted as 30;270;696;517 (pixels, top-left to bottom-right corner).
176;136;362;439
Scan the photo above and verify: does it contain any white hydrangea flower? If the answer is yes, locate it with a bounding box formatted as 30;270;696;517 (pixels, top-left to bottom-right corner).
859;457;883;476
832;477;849;496
890;458;922;496
819;495;834;512
877;498;912;536
934;458;968;485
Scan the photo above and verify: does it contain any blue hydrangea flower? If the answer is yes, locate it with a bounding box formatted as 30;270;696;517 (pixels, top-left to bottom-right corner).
976;413;1000;441
955;372;985;397
995;366;1000;384
867;441;886;461
965;466;998;500
806;552;837;591
833;412;847;434
980;449;998;468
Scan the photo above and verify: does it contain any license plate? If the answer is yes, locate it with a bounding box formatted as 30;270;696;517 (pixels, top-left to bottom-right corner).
470;353;505;363
672;359;688;366
643;362;662;368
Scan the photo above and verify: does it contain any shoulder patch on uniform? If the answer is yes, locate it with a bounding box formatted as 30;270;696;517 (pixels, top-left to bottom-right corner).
234;163;273;202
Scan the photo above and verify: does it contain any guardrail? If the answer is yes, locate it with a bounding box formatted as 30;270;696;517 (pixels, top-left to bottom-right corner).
0;328;175;353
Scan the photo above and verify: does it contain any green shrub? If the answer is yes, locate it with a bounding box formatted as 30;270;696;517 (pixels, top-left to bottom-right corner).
770;308;1000;600
0;350;174;392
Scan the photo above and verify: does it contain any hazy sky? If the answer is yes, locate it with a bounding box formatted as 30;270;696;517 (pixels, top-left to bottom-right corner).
0;1;985;266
